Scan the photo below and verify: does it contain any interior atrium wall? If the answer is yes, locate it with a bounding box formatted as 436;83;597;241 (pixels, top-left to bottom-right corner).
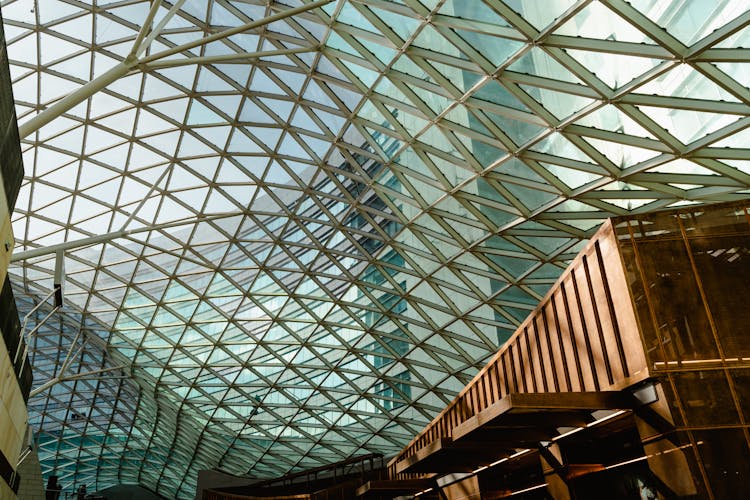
0;7;30;498
2;0;750;498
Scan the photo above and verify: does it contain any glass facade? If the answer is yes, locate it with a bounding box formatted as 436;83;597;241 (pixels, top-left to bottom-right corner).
616;202;750;497
1;0;750;497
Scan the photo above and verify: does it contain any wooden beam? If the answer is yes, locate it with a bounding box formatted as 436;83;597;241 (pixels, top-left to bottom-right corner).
453;391;635;442
395;438;513;475
355;479;434;498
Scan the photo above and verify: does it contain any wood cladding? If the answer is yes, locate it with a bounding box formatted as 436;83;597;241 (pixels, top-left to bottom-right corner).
388;221;648;478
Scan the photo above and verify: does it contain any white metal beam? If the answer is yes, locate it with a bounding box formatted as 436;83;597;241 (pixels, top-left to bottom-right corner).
135;0;188;57
142;46;319;70
17;0;333;139
10;211;247;262
29;365;128;399
130;0;164;57
138;0;333;65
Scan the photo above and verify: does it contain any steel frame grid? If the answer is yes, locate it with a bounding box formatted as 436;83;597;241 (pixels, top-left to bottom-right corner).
2;0;750;497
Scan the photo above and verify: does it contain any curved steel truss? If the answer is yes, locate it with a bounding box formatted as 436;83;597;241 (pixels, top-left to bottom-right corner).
4;0;750;497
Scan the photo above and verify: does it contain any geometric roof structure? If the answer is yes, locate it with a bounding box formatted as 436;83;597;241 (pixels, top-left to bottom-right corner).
3;0;750;497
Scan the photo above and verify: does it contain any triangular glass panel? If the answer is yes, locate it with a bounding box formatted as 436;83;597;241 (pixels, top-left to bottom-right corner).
482;110;546;146
51;14;93;42
519;84;595;120
228;130;264;154
638;64;740;101
542;162;601;190
507;47;582;84
584;137;661;169
629;0;735;46
197;68;236;92
566;49;660;89
107;2;150;25
49;52;91;81
39;0;83;23
555;1;654;43
574;104;656;138
143;74;184;100
38;72;80;102
636;105;739;145
454;29;524;67
187;101;224;125
505;0;578;31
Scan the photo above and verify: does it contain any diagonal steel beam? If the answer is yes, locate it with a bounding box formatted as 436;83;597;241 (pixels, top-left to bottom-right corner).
135;0;188;57
17;0;333;139
130;0;164;57
10;211;247;262
142;46;319;70
137;0;333;65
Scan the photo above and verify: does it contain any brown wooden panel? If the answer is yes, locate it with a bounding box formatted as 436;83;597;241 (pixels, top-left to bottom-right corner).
534;315;555;392
598;222;649;382
526;325;543;392
567;271;599;391
469;386;479;416
594;240;629;377
481;376;491;410
482;371;493;410
519;329;533;392
386;218;653;473
356;479;435;498
540;316;556;392
543;302;566;392
511;342;523;394
587;242;626;383
500;353;512;396
572;263;606;390
551;290;576;392
558;281;585;392
581;252;615;387
474;380;484;413
452;391;636;442
395;438;512;474
488;362;501;402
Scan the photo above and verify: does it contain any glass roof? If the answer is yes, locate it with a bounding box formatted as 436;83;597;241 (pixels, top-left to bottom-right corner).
4;0;750;497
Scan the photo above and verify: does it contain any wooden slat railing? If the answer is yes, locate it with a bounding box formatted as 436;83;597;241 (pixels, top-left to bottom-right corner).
387;220;648;479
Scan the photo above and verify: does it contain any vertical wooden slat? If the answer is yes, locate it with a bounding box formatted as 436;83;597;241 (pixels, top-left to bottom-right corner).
477;378;487;411
488;362;500;403
540;303;562;392
582;253;615;386
560;277;593;391
477;373;486;410
554;286;580;392
586;242;626;383
483;370;493;408
570;268;600;391
469;386;479;416
520;329;533;392
531;316;549;392
513;340;524;394
501;353;512;396
474;384;482;414
595;240;630;378
599;222;648;380
544;299;567;392
521;328;535;392
507;346;517;393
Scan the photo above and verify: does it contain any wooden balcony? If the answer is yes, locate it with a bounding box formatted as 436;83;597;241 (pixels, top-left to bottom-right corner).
387;219;649;480
395;391;636;475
